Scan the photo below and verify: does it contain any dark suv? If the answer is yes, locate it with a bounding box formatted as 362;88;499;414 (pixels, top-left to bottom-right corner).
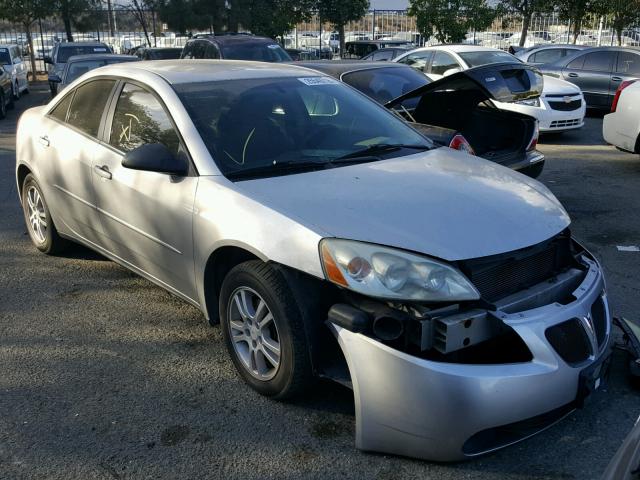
180;33;291;62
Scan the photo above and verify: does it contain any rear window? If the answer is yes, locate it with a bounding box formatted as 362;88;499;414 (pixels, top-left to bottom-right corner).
221;42;291;62
57;45;111;63
147;48;182;60
616;52;640;75
342;66;430;104
458;50;519;67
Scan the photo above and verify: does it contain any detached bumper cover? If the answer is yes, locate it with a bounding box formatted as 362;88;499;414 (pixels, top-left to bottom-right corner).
328;256;611;461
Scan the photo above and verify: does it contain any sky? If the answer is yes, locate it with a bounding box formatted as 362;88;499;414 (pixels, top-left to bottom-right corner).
369;0;410;9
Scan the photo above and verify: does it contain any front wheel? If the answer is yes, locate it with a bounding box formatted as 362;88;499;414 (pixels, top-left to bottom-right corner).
21;174;68;254
12;81;20;100
219;260;312;399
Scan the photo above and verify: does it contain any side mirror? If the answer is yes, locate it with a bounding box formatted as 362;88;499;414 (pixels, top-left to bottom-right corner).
443;67;462;76
122;143;188;176
44;56;52;64
49;74;61;83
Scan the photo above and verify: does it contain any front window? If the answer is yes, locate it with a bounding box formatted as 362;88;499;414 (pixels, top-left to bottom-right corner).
57;45;111;63
0;48;11;65
221;43;291;62
175;76;432;180
458;50;520;67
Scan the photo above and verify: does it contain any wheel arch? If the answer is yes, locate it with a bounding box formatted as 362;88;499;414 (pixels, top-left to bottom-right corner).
16;163;32;200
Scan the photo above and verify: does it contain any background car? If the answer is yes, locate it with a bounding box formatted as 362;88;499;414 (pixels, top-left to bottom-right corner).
45;41;112;96
0;44;28;99
359;46;413;61
300;61;545;177
514;44;588;65
0;65;14;118
49;54;139;94
603;79;640;154
539;47;640;109
342;40;413;59
134;47;182;60
180;33;291;62
395;45;586;134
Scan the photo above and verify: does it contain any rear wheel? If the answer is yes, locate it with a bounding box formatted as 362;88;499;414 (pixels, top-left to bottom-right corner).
519;161;545;179
0;91;5;119
219;260;312;399
12;80;20;100
21;174;68;254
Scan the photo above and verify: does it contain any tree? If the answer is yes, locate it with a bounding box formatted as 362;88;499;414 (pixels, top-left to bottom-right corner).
556;0;599;43
409;0;496;44
242;0;314;40
318;0;369;58
599;0;640;45
499;0;551;46
57;0;102;42
0;0;53;80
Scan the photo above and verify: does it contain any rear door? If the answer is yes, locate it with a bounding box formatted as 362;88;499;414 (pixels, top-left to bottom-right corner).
92;81;198;300
612;51;640;95
35;79;117;244
561;51;616;107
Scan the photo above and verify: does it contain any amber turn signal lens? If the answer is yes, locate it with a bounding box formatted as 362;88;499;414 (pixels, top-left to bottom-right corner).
321;242;348;286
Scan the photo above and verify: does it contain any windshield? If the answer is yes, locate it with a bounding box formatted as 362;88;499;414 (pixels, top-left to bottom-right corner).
66;58;136;83
221;43;291;62
459;50;520;68
0;48;10;65
341;66;430;104
58;45;111;63
175;76;432;179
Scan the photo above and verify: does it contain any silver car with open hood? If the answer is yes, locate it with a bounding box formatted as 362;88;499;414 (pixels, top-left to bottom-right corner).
15;60;611;461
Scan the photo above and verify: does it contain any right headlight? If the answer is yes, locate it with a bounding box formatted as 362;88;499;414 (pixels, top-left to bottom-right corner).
516;97;541;107
320;238;480;302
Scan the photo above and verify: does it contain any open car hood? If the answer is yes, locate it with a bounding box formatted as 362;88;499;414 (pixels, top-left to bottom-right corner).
385;62;543;110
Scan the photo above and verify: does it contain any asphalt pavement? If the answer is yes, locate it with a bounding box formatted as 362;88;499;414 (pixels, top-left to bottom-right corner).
1;85;639;480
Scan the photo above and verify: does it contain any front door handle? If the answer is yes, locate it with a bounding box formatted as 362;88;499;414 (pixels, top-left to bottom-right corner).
93;165;112;180
612;76;622;82
568;72;578;78
38;135;50;147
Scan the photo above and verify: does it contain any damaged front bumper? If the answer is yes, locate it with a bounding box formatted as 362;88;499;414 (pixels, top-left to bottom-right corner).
328;256;612;462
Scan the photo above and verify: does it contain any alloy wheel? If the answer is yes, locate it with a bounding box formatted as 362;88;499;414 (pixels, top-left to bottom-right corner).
26;185;47;244
227;287;281;381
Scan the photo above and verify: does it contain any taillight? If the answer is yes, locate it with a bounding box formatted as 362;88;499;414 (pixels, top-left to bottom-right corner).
611;80;636;113
527;121;539;151
449;134;475;155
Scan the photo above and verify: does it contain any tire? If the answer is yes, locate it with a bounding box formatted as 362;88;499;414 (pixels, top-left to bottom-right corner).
0;91;6;119
21;174;68;254
6;88;14;110
519;160;545;179
12;80;20;100
219;260;312;399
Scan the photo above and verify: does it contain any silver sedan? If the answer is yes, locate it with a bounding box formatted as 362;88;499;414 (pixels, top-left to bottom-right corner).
15;60;612;461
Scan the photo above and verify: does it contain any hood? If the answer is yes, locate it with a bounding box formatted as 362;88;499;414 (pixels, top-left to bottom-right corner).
542;74;581;95
234;149;570;261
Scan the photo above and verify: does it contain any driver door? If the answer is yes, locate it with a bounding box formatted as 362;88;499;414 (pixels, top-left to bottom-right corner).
92;81;199;301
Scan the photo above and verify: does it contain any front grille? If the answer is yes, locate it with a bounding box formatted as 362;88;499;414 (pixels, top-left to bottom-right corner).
548;99;582;111
459;234;573;302
545;318;591;365
549;118;582;128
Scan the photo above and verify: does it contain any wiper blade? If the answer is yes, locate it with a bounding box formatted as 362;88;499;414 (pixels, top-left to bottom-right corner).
225;160;327;180
333;143;430;161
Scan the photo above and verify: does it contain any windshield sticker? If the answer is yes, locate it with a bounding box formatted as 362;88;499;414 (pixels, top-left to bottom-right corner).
93;48;108;52
0;48;7;53
267;44;280;49
298;77;338;86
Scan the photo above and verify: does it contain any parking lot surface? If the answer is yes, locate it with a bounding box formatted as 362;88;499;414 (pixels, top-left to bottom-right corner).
1;86;639;480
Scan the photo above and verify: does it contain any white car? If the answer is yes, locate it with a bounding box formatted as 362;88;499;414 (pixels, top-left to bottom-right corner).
0;44;29;99
395;45;586;133
603;79;640;153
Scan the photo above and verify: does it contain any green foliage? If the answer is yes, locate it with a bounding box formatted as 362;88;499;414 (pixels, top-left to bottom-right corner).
318;0;369;56
0;0;53;25
241;0;315;39
408;0;496;43
597;0;640;44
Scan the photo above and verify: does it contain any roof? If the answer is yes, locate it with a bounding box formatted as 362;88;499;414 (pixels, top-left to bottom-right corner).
66;54;137;63
297;61;410;78
93;59;323;84
189;35;279;46
345;40;412;46
140;47;182;51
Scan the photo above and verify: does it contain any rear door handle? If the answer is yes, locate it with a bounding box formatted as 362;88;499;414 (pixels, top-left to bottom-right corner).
568;72;578;78
38;135;50;147
612;76;622;82
93;165;112;180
